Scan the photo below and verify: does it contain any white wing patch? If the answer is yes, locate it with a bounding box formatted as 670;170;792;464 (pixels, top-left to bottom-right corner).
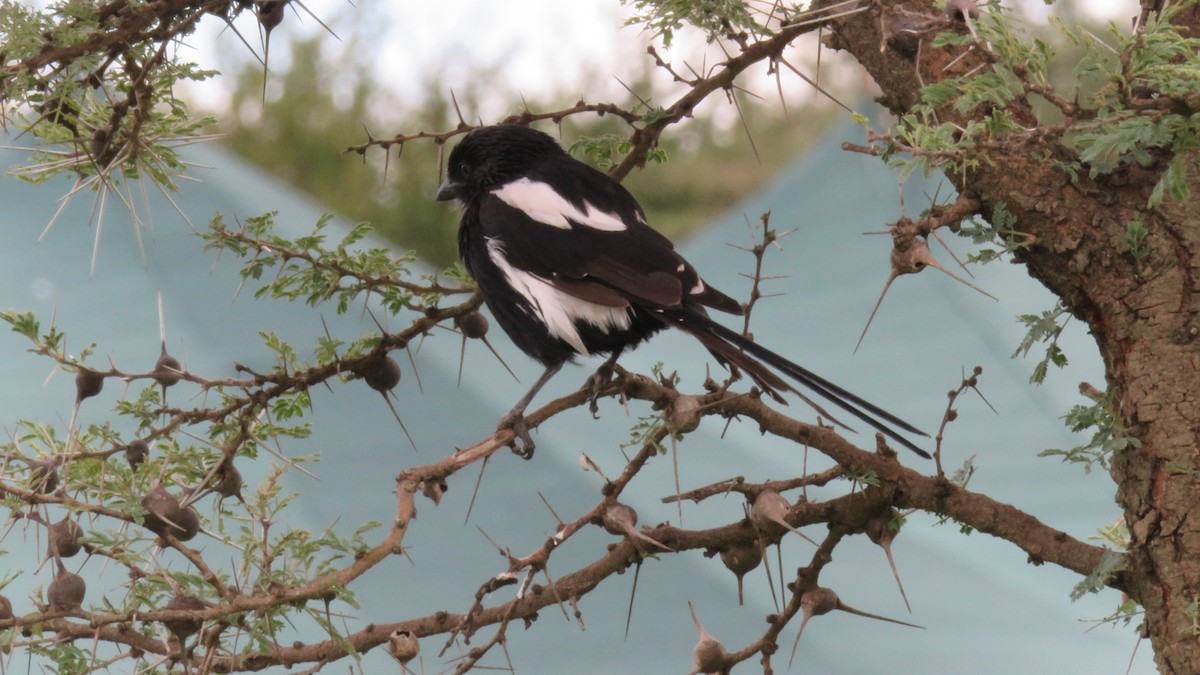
487;239;632;355
493;178;627;232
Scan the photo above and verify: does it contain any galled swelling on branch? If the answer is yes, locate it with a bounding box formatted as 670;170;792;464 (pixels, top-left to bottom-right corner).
436;124;929;458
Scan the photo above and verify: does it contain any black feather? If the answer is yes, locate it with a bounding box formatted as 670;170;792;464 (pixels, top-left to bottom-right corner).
658;308;931;458
439;124;929;457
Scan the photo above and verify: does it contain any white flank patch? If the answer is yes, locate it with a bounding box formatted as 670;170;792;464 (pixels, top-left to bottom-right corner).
689;279;705;294
487;239;632;355
493;178;627;231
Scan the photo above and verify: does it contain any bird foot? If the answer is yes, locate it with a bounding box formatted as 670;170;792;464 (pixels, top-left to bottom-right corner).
497;409;536;459
584;362;618;418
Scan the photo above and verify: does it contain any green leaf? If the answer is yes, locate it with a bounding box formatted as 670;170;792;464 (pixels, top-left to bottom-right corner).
1;311;39;342
1041;393;1141;472
1148;151;1192;208
1012;304;1070;384
1071;549;1126;600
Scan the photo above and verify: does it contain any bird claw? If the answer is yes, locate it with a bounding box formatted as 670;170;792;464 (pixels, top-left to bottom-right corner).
498;410;536;459
584;363;617;418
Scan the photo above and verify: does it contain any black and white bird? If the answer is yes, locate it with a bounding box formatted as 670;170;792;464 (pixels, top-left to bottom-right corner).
436;124;929;458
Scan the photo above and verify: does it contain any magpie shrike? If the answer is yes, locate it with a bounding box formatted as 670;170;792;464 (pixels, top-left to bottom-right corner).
437;124;929;458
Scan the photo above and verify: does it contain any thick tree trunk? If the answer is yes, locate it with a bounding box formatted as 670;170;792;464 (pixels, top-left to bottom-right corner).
824;1;1200;671
1106;164;1200;673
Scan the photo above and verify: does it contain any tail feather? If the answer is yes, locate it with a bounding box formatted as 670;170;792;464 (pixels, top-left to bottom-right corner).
667;316;858;432
659;308;931;459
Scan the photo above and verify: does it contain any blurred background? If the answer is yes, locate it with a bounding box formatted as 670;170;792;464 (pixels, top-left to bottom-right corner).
182;0;1132;264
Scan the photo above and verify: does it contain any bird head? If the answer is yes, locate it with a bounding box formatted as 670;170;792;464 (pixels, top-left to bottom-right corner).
436;125;565;203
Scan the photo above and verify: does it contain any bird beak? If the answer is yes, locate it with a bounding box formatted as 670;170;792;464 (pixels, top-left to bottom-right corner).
436;178;461;202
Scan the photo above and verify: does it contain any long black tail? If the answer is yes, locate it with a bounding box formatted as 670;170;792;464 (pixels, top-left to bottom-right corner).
660;308;931;458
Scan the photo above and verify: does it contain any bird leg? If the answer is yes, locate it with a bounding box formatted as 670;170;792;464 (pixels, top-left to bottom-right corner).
498;362;563;459
584;348;624;418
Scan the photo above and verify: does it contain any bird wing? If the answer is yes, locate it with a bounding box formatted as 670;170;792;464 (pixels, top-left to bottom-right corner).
479;158;742;314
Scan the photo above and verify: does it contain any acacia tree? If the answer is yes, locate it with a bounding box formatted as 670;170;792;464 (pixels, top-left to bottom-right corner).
0;0;1197;673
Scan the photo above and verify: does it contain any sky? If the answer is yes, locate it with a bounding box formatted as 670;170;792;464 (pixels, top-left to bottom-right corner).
184;0;632;113
181;0;1140;120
